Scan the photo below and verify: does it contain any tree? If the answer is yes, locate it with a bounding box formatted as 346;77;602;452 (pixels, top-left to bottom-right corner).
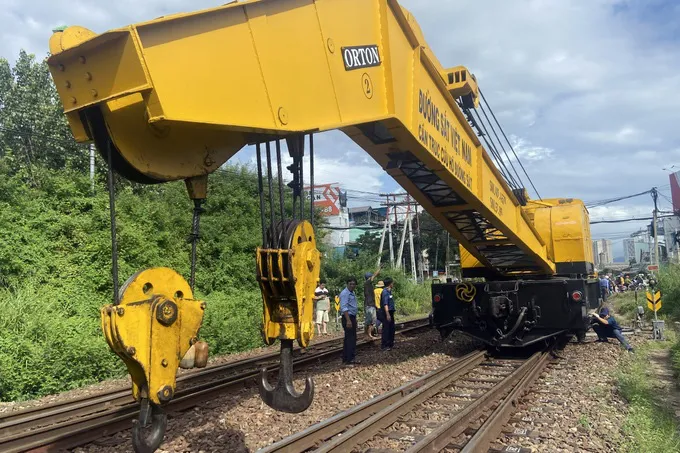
0;51;88;182
418;212;458;272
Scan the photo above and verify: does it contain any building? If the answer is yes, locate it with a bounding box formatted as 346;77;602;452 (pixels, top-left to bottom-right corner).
592;239;613;269
347;206;386;226
662;216;680;263
623;237;650;265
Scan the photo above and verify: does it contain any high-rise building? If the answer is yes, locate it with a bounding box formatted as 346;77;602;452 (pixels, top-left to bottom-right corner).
592;239;613;268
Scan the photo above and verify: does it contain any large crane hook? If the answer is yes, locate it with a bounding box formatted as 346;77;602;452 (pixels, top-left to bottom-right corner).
131;396;167;453
255;136;319;414
259;339;314;413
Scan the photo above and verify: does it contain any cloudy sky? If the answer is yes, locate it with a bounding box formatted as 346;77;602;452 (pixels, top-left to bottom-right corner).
2;0;679;258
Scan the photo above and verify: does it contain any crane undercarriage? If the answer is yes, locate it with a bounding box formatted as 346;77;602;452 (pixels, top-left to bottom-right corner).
432;278;601;348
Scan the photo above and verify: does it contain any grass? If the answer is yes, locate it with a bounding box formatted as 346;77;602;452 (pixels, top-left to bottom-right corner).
616;336;680;453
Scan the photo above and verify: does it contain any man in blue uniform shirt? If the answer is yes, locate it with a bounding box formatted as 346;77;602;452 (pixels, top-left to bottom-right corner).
592;307;634;352
380;277;396;351
339;277;359;365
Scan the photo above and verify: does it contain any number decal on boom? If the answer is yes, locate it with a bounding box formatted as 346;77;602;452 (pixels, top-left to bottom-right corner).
362;73;373;99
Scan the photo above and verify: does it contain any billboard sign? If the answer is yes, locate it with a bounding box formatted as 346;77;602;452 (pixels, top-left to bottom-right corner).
305;183;341;216
670;171;680;214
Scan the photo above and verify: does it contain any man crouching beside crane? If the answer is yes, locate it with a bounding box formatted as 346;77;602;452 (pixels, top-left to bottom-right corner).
591;307;634;352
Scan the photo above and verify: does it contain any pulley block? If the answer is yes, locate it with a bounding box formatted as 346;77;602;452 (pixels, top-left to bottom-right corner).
257;219;319;348
101;267;206;405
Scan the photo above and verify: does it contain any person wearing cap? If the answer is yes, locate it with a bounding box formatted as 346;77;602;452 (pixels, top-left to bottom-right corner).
363;266;382;340
373;280;385;335
591;307;634;352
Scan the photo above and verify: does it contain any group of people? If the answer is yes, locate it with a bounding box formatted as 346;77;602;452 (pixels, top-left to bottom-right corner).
599;273;647;301
313;266;397;366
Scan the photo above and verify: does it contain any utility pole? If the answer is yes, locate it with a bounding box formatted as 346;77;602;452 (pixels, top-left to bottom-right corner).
434;237;440;275
408;214;417;283
396;213;409;269
387;208;395;267
446;233;450;278
90;143;96;193
377;215;388;268
416;207;424;282
652;187;660;270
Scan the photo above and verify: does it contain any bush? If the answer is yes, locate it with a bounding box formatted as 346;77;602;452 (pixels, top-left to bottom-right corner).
198;289;263;356
0;165;269;401
320;253;432;316
0;282;122;400
658;265;680;320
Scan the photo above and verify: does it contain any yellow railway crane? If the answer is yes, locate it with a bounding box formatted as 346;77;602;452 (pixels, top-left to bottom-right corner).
47;0;598;451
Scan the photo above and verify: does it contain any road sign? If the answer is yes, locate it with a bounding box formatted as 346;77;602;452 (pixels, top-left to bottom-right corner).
647;264;659;271
334;295;340;312
646;290;662;312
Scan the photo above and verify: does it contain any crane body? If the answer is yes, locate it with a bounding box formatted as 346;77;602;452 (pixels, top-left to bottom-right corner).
46;0;599;450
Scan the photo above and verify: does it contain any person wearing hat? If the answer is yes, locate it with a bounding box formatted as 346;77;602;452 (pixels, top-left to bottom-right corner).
591;307;634;352
373;280;385;336
363;266;382;340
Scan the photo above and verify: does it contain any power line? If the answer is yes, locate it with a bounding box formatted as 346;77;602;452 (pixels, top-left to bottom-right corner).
585;189;652;208
590;214;676;225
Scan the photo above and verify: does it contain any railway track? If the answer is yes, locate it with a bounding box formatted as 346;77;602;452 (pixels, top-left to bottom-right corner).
0;317;430;453
260;346;553;453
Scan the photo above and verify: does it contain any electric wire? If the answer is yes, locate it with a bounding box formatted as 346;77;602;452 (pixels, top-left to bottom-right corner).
585;189;652;208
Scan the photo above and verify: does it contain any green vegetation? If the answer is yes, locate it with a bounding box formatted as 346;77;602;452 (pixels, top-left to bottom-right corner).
616;340;680;453
611;264;680;452
0;52;434;401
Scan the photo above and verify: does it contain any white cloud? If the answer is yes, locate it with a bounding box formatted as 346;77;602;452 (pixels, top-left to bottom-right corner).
583;126;649;145
509;135;554;161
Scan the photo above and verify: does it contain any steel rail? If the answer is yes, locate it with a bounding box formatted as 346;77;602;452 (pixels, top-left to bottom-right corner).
1;318;430;453
0;332;341;436
263;347;552;453
460;350;552;453
314;351;489;453
259;349;488;453
406;350;549;452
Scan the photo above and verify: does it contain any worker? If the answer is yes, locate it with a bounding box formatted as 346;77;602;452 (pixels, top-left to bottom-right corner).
373;280;385;335
339;277;359;365
363;266;382;340
314;281;330;335
591;307;634;352
599;275;609;301
380;277;396;351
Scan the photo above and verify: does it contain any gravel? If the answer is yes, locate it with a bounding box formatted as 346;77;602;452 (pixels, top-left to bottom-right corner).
72;329;482;453
488;333;645;453
0;329;349;416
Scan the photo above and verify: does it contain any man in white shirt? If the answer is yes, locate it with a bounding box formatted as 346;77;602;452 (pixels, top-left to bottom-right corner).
314;281;330;335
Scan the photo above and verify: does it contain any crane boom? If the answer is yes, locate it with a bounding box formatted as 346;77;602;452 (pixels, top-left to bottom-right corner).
48;0;554;277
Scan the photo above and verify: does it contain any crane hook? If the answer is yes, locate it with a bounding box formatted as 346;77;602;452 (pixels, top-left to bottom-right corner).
132;397;167;453
259;339;314;413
